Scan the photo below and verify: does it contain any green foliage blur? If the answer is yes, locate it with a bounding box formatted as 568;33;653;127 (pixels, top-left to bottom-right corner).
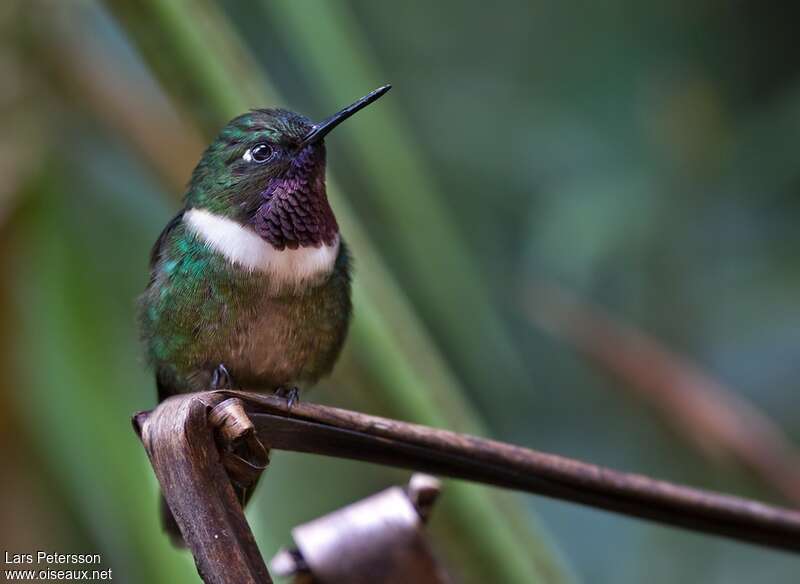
1;1;799;582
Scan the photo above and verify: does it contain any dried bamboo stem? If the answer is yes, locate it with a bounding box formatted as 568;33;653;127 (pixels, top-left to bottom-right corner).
134;389;800;584
229;390;800;553
133;394;272;584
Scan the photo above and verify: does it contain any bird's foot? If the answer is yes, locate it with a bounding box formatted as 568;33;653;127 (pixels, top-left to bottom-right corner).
274;386;300;409
211;363;234;390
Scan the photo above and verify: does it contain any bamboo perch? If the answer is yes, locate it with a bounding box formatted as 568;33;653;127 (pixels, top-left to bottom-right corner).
133;395;272;584
135;390;800;584
227;390;800;552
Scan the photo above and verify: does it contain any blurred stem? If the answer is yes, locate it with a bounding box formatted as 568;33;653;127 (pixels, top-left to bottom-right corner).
101;0;570;582
11;171;196;583
718;81;800;197
262;0;532;409
526;281;800;505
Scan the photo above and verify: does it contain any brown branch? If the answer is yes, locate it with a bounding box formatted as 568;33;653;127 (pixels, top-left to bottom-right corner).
134;390;800;584
214;391;800;553
134;394;272;584
524;281;800;505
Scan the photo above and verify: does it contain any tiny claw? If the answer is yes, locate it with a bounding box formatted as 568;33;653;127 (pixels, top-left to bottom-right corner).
287;388;299;409
274;386;300;409
211;363;233;390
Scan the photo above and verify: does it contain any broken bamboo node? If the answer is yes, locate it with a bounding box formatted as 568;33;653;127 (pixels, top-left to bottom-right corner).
208;397;255;441
208;397;270;490
407;473;442;522
271;473;451;584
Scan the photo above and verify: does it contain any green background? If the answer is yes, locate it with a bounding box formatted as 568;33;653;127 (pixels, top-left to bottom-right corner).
1;1;799;582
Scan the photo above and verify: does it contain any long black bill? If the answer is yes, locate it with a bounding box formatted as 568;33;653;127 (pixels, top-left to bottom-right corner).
298;85;391;149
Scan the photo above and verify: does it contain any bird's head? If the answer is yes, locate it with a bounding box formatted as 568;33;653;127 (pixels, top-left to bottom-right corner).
185;85;391;250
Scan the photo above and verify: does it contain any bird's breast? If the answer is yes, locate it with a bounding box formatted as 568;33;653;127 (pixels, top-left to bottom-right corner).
185;207;339;293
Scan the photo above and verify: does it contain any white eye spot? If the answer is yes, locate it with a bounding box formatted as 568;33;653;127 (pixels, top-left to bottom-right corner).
243;143;274;164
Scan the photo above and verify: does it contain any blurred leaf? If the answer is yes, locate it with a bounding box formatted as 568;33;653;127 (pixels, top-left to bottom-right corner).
260;0;532;407
10;168;196;583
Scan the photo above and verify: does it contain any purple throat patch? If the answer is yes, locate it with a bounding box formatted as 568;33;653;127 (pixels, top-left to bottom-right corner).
253;146;338;250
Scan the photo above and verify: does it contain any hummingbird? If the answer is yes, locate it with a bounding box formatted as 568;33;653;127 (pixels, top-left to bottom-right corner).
138;86;390;541
139;85;390;406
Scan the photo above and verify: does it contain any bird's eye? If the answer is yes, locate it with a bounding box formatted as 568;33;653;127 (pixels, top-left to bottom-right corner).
244;143;274;164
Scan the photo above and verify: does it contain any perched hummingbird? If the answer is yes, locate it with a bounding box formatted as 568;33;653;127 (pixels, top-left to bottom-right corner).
139;86;390;406
138;86;390;540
